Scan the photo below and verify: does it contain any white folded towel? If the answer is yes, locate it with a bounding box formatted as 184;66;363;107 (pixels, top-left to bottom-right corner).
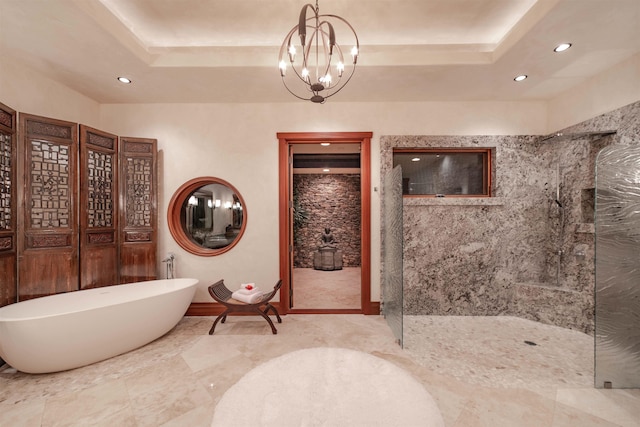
231;290;266;304
236;287;261;296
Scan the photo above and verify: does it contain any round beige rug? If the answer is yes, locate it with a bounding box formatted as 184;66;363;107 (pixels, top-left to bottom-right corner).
212;347;444;427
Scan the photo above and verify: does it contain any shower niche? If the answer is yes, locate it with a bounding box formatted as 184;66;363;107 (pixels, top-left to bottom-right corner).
580;188;595;223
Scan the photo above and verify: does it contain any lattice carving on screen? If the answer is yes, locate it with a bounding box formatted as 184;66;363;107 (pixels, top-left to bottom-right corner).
87;149;114;228
30;141;70;228
125;157;152;227
0;133;11;230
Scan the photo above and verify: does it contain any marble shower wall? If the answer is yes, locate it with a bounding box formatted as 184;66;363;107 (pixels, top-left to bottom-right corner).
380;100;640;334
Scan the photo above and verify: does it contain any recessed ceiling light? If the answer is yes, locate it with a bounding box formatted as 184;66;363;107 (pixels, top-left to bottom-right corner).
323;168;330;172
411;157;420;162
117;76;131;84
320;142;331;146
554;43;572;52
514;75;528;82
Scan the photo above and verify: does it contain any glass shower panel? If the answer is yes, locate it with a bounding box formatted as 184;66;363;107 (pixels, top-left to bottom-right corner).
383;165;403;346
595;144;640;388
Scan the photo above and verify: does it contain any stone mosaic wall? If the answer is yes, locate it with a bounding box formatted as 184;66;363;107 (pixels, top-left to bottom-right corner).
293;174;361;268
380;100;640;334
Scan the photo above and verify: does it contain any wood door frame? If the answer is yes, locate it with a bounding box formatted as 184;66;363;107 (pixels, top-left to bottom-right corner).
277;131;376;315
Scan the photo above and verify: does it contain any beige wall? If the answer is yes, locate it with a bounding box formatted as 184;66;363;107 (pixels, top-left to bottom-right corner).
98;102;547;301
2;55;639;303
0;60;100;127
548;53;640;132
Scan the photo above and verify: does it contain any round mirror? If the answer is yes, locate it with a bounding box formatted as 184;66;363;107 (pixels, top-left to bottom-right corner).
168;177;247;256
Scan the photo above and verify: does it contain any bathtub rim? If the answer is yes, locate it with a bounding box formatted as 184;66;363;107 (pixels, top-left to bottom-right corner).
0;278;199;322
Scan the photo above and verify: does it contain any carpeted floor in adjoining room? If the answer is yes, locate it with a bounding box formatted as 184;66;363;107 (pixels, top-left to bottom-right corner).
1;314;639;426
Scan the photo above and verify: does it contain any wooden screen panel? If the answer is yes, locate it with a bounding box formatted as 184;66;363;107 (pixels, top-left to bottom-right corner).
18;114;78;299
119;137;157;283
0;102;17;307
79;125;118;289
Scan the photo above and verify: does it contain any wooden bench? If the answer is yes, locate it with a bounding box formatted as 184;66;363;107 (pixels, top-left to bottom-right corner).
208;279;283;334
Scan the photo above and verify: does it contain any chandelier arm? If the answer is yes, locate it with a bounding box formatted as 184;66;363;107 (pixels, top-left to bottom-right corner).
278;28;297;60
304;28;331;79
333;40;345;67
298;4;316;47
318;20;336;55
301;26;319;78
323;14;360;52
301;24;337;83
297;16;340;74
318;21;338;86
325;44;344;89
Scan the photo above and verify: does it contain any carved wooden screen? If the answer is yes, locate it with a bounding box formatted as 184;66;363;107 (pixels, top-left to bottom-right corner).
79;125;119;289
119;137;157;283
18;114;78;299
0;102;17;306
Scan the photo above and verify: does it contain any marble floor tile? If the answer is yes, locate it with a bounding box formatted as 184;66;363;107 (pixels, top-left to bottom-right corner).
551;401;623;427
292;267;361;309
159;404;216;427
452;388;557;427
555;388;640;427
124;356;213;427
0;398;45;427
1;314;638;427
40;379;136;427
180;337;245;372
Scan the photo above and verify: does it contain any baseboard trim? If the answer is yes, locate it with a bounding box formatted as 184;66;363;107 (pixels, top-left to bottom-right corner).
185;301;381;316
185;302;223;316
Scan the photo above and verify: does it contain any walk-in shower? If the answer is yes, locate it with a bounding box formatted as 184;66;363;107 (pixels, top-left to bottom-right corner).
540;130;616;288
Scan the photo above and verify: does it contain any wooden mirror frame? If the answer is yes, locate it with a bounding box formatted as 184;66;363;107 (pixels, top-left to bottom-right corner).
167;176;247;256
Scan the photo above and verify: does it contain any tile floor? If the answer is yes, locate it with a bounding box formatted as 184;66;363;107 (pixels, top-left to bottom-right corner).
292;267;361;309
1;314;639;426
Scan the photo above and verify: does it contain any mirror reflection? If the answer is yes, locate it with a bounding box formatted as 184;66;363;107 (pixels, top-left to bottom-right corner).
183;183;244;249
168;176;247;256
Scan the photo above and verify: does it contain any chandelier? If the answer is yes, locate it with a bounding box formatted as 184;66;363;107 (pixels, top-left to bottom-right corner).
278;0;359;103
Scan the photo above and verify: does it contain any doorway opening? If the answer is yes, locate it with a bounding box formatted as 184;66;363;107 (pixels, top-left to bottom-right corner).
278;132;373;315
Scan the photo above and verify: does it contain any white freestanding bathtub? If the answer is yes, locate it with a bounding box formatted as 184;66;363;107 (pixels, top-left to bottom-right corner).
0;278;198;374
